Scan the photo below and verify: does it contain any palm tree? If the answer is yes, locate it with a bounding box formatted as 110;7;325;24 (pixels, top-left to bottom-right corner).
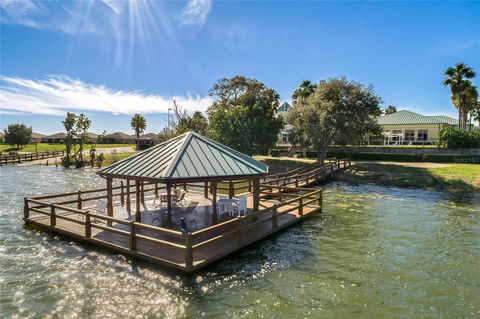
384;105;397;115
443;62;476;131
463;84;479;130
292;80;316;105
130;114;147;149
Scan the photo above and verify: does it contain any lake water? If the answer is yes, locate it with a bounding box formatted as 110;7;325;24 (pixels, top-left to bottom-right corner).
1;166;479;318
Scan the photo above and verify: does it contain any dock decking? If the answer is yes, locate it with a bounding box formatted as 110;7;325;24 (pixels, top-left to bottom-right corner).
23;158;351;272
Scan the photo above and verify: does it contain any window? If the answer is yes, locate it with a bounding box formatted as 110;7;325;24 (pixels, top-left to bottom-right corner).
405;130;415;141
417;129;428;141
282;133;289;143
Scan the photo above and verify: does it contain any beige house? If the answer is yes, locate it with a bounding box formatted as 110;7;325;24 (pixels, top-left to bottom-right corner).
377;110;458;145
31;132;46;143
276;102;292;147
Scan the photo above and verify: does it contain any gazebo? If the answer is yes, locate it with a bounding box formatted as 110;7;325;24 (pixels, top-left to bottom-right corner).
97;132;268;228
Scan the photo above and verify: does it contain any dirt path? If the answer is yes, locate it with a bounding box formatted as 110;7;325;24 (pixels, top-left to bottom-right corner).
355;161;451;168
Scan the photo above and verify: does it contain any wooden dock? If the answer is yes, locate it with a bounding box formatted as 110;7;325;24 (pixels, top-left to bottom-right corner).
23;158;351;272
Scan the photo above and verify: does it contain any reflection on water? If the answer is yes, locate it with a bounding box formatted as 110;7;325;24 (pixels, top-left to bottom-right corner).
1;166;479;318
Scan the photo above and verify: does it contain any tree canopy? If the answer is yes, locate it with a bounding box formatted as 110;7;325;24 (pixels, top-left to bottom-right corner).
130;113;147;149
384;105;397;115
207;76;283;155
75;113;91;167
3;123;32;150
292;80;316;105
62;112;77;167
443;62;476;131
286;77;382;162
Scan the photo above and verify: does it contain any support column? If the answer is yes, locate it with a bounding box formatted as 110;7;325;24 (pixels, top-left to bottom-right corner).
106;177;113;218
120;181;124;206
166;183;172;228
211;181;217;225
253;178;260;212
135;180;141;222
228;180;234;199
126;179;131;214
204;181;209;198
141;181;145;204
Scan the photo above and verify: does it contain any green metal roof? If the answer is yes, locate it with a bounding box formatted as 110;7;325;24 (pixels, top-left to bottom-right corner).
426;115;458;126
277;102;291;112
377;110;458;125
98;132;268;181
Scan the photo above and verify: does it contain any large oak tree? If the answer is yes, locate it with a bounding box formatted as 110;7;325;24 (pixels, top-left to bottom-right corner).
207;76;283;155
286;77;382;162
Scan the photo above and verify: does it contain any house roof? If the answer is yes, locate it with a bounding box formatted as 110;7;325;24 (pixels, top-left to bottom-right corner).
31;132;46;138
277;102;291;112
130;133;158;139
377;110;458;125
43;132;66;139
105;132;131;139
426;115;458;126
86;132;98;138
99;132;268;181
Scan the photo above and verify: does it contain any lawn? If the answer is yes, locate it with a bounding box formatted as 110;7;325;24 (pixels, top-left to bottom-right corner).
337;162;480;196
0;143;136;153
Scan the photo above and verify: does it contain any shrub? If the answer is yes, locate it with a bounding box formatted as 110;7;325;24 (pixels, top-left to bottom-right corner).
438;127;480;148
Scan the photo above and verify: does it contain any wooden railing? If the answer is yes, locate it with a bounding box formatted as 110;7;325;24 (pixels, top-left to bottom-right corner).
0;150;65;165
24;183;323;272
23;157;350;272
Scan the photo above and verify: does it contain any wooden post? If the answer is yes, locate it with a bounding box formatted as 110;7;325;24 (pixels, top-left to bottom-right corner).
204;181;209;198
272;206;278;229
211;181;217;225
23;198;29;220
77;191;82;210
299;197;303;216
129;222;137;251
183;183;187;191
253;178;260;212
85;213;91;238
141;181;145;204
229;180;234;199
135;180;141;222
166;183;172;228
120;181;125;206
155;183;159;197
248;180;252;192
106;177;113;227
185;234;193;271
277;186;282;202
50;204;56;227
126;179;131;214
318;190;323;211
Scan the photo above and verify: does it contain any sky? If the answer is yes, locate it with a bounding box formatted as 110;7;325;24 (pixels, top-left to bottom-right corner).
1;0;479;135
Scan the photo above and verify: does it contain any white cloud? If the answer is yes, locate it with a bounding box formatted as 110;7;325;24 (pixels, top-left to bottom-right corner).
0;75;212;116
180;0;212;27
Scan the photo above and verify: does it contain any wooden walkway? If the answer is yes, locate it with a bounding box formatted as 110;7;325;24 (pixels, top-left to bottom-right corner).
23;158;351;272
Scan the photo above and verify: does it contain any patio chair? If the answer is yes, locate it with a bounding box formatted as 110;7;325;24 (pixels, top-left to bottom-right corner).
89;199;108;223
175;191;187;207
232;196;248;217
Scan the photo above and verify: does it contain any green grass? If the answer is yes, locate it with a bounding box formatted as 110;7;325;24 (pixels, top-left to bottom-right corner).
337;162;480;198
101;152;137;166
0;143;136;153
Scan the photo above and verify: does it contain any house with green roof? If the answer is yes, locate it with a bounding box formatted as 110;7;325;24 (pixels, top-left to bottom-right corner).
377;110;458;145
276;102;292;146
